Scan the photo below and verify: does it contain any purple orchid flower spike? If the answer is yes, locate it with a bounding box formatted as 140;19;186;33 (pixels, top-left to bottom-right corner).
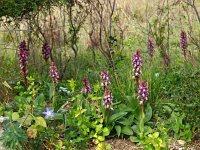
100;71;110;90
147;38;154;60
81;77;91;98
103;89;113;110
138;80;149;105
42;42;51;62
50;61;60;83
19;41;29;90
180;31;187;60
132;50;143;88
42;108;54;119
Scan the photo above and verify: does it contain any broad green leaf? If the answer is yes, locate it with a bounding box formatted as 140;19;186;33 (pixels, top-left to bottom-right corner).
34;93;45;105
144;103;152;123
152;132;159;138
103;127;110;136
108;111;127;123
27;126;37;139
126;96;140;119
115;125;121;137
53;113;63;120
17;115;33;126
106;144;111;150
97;136;105;142
130;136;140;143
12;112;19;121
68;79;76;92
56;140;63;149
35;117;47;128
49;83;54;99
34;93;46;115
96;124;103;133
96;142;106;150
121;126;133;135
118;104;132;112
132;125;140;134
144;126;153;135
117;117;133;126
148;132;159;139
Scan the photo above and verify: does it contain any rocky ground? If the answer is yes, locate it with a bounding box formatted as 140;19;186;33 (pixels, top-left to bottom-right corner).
88;138;200;150
0;125;199;150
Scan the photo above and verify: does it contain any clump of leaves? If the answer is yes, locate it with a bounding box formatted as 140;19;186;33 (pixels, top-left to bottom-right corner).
0;123;28;150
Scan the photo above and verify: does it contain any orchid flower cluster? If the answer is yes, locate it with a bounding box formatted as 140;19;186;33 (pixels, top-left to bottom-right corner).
132;50;143;88
147;38;154;60
180;31;187;60
19;41;29;90
100;71;113;110
81;77;91;98
100;71;110;90
42;42;51;62
103;89;113;110
163;53;170;67
138;80;149;105
50;61;60;84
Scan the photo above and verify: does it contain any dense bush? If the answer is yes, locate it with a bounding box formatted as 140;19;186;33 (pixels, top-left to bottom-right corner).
0;0;47;18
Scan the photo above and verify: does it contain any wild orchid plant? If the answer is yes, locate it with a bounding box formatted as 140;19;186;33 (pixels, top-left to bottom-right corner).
50;61;60;108
147;38;154;62
100;71;113;129
180;31;187;61
100;71;113;110
41;42;60;109
18;41;29;90
81;77;91;99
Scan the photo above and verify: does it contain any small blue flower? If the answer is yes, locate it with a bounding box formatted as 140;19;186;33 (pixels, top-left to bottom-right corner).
42;108;54;119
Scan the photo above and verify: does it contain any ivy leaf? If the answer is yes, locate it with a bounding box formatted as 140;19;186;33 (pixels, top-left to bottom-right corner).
95;124;103;134
97;136;105;142
17;115;33;126
103;127;110;136
35;117;47;128
27;126;37;139
12;112;19;121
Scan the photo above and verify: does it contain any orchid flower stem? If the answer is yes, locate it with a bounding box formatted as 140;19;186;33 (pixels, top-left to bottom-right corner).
52;82;56;109
135;76;139;89
104;109;110;125
141;104;145;119
139;104;145;139
24;75;28;91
